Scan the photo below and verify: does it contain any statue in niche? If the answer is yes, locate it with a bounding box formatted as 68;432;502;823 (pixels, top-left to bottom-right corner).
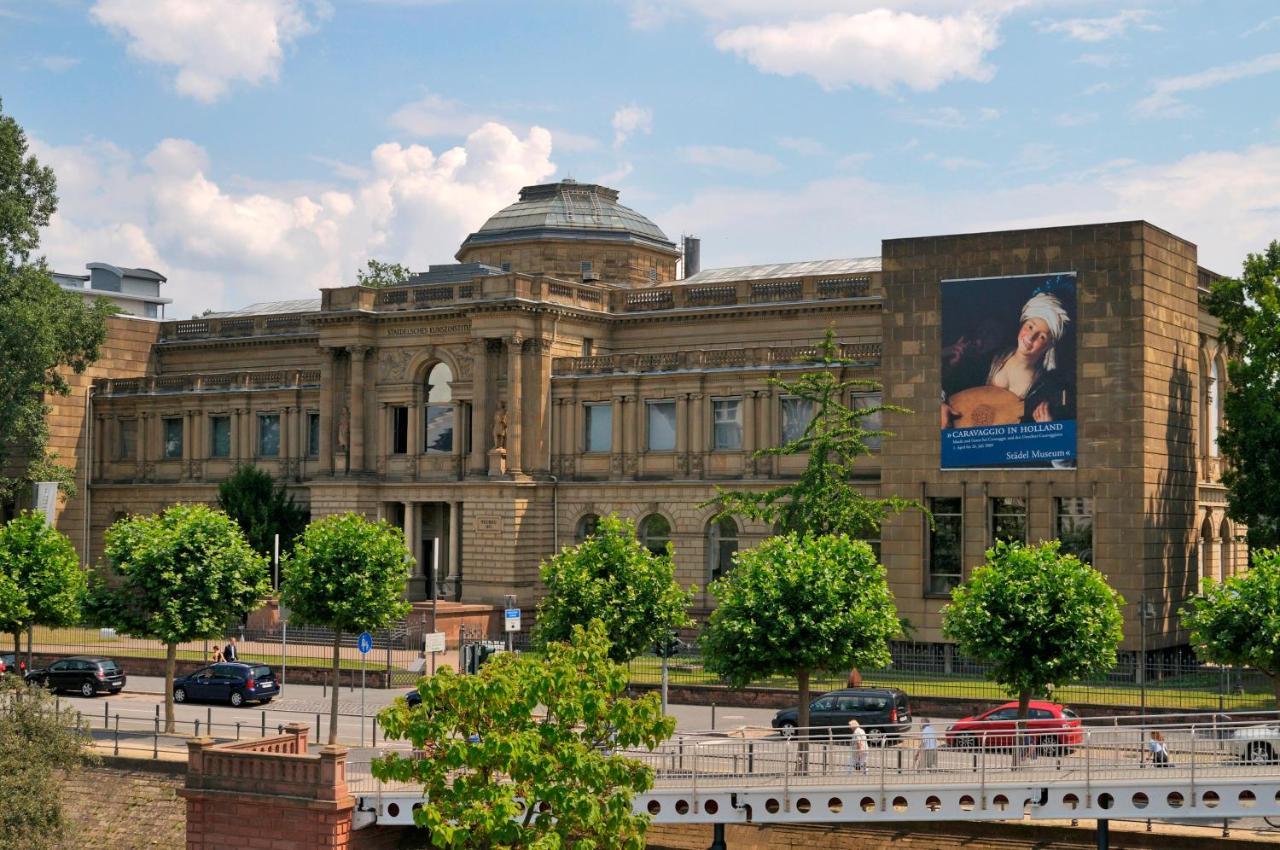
491;402;508;451
337;405;350;452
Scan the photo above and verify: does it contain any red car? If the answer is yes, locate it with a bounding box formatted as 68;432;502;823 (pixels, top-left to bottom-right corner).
945;701;1084;755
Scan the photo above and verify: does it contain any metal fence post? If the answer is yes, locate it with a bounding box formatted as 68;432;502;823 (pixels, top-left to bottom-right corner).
114;714;119;756
1190;725;1197;806
103;701;109;729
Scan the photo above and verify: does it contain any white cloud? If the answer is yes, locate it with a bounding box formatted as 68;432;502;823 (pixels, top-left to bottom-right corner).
39;55;81;72
713;9;1000;93
680;145;782;175
89;0;327;102
924;152;987;171
390;93;494;138
1081;81;1114;95
1137;52;1280;118
1035;9;1158;43
630;0;1029;29
35;122;556;313
895;105;1001;128
777;136;826;156
1075;53;1125;69
1053;111;1098;127
1243;16;1280;37
612;104;653;148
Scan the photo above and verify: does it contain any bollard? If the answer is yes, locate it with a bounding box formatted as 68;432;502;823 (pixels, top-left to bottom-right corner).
711;702;716;730
317;713;322;741
236;722;241;741
153;727;158;760
195;718;201;737
207;706;212;734
114;715;119;756
261;711;266;737
322;674;327;699
104;701;109;729
373;717;377;746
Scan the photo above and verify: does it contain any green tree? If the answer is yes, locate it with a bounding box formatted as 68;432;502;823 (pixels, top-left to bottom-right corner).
701;534;899;732
356;258;411;288
216;465;309;561
374;620;673;849
0;99;113;512
0;511;86;658
1182;548;1280;706
1205;240;1280;548
535;513;693;664
281;513;411;744
0;675;95;850
942;540;1124;721
95;504;269;731
704;327;922;540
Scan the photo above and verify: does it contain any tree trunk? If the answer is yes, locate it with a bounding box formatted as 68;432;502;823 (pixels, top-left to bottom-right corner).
329;630;341;746
1271;673;1280;710
164;642;177;734
1015;689;1031;765
26;624;32;670
797;668;811;770
11;630;18;656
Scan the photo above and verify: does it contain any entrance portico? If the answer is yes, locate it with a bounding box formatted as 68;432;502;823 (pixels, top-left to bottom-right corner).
387;499;462;602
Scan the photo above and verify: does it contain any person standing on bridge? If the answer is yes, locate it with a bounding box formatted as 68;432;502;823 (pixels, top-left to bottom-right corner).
848;719;868;774
1148;730;1170;768
224;637;238;663
915;719;939;771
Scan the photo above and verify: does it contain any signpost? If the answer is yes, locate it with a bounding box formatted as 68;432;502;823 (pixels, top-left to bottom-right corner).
504;608;521;652
357;631;373;746
425;631;445;675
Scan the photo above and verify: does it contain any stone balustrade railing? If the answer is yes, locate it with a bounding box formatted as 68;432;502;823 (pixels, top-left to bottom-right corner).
96;369;322;396
552;342;881;376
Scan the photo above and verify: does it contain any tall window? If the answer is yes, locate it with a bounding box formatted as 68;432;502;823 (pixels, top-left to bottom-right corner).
162;417;183;459
575;513;600;543
647;400;676;451
118;419;137;460
780;397;814;444
425;363;454;453
851;392;883;451
990;497;1027;545
706;517;738;582
210;416;231;458
391;406;409;455
928;497;963;595
584;402;612;453
307;413;320;456
1208;360;1221;458
712;398;742;450
1056;497;1093;564
258;414;281;457
639;514;671;556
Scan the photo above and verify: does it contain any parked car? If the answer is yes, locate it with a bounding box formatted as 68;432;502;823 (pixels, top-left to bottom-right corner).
404;688;422;708
1229;722;1280;764
945;700;1084;755
25;656;126;697
0;653;27;678
771;688;912;741
173;662;278;707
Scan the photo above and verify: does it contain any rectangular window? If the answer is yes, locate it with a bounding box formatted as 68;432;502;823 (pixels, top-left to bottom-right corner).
928;497;963;595
852;392;883;451
646;400;676;451
712;398;743;450
580;260;593;276
162;417;183;459
582;338;594;357
1056;497;1094;564
258;414;280;457
118;419;137;460
391;406;409;455
991;497;1027;546
781;397;815;444
425;404;453;453
307;413;320;457
210;416;231;458
584;402;612;453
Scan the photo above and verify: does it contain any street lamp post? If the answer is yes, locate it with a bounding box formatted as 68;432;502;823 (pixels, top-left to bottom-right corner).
1138;595;1156;715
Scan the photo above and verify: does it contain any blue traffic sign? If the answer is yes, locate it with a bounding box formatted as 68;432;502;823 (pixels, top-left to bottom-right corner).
357;631;373;654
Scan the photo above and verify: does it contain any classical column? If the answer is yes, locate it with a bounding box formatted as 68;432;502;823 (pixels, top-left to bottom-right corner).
349;346;370;472
505;335;524;475
689;392;705;476
448;501;461;601
468;339;489;475
403;502;420;576
281;406;293;464
137;412;150;475
675;394;688;476
743;391;757;474
318;348;336;476
531;337;553;476
94;415;106;481
610;394;625;479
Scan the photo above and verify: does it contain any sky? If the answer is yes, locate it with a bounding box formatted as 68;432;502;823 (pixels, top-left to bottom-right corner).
2;0;1279;316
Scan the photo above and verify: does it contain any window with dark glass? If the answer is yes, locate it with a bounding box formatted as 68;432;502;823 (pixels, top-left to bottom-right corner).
1056;497;1094;564
585;402;612;453
639;514;671;556
118;419;137;460
712;398;742;450
258;414;280;457
706;517;739;582
851;392;883;451
928;497;963;595
307;413;320;456
425;363;454;453
210;416;231;458
162;417;183;459
781;397;815;444
647;400;676;451
391;406;409;455
575;513;600;543
990;497;1027;545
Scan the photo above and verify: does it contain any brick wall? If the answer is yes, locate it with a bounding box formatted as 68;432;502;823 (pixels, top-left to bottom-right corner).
59;758;186;849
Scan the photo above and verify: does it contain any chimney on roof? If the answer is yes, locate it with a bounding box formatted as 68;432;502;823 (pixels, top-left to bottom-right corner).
682;235;701;279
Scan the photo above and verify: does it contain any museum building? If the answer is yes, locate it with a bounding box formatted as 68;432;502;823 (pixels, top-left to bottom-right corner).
68;179;1239;649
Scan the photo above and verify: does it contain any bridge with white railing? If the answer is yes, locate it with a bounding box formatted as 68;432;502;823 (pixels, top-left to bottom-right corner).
348;713;1280;845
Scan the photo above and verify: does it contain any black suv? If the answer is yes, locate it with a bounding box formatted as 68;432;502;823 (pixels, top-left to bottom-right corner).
173;662;278;707
772;687;912;741
26;656;126;697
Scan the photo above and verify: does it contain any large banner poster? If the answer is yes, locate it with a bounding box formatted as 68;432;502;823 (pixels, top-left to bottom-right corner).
940;272;1077;469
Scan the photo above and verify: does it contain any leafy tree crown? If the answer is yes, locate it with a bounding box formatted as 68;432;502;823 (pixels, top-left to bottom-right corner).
1182;548;1280;677
0;511;85;637
357;259;412;288
216;465;309;559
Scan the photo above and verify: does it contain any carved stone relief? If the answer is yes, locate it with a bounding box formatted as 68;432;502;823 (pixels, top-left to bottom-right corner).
378;347;416;382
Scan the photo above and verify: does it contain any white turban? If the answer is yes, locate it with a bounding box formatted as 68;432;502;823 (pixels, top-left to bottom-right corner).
1020;292;1070;371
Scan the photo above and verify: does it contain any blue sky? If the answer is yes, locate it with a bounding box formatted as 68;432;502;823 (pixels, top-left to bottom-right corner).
2;0;1278;314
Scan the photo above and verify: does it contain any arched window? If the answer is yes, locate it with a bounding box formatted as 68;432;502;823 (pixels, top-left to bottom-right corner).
1207;360;1220;458
639;514;671;556
706;517;738;583
425;363;454;454
575;513;600;544
1219;517;1233;580
1200;516;1214;585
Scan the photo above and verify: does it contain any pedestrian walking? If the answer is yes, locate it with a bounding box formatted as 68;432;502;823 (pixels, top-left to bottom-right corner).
211;646;223;663
1148;730;1171;768
224;637;238;662
915;719;939;770
848;719;869;774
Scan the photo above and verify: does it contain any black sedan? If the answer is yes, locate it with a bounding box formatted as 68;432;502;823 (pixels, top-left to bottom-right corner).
173;662;278;707
26;656;126;697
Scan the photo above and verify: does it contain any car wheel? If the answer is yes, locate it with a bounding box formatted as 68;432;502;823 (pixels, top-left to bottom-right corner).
1247;742;1275;765
80;681;95;698
174;687;187;704
229;690;245;707
779;720;797;736
958;734;978;750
